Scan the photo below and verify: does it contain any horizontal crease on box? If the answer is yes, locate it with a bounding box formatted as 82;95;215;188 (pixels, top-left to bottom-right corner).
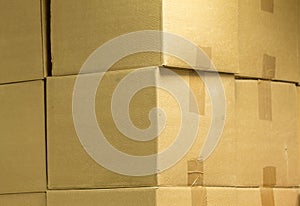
191;187;207;206
261;0;274;13
260;166;276;206
262;54;276;79
189;71;205;116
258;81;272;121
188;160;204;186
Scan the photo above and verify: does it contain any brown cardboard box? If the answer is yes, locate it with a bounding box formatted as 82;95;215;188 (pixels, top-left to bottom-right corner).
235;80;300;186
47;187;299;206
298;0;300;84
47;67;300;189
0;0;47;84
47;187;236;206
51;0;299;83
236;188;299;206
47;67;236;189
0;80;46;194
0;193;46;206
50;0;239;76
298;87;300;178
238;0;300;82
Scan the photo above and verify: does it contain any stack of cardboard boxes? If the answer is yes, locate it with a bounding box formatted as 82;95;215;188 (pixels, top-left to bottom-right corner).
1;0;300;205
0;0;47;205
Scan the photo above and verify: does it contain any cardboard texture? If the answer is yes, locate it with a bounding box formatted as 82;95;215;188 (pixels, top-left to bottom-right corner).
0;193;46;206
236;188;299;206
50;0;239;76
0;81;46;194
47;187;299;206
51;0;299;82
298;87;300;179
47;67;300;188
47;187;235;206
238;0;300;82
299;0;300;84
235;80;300;186
47;67;236;189
0;0;47;84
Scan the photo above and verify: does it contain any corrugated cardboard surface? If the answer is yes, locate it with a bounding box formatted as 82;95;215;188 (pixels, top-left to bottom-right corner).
47;187;299;206
50;0;239;76
51;0;162;76
47;67;300;188
298;0;300;84
47;69;157;188
156;69;236;186
162;0;239;74
47;188;157;206
0;0;45;84
47;187;235;206
51;0;299;82
237;188;299;206
298;87;300;180
238;0;300;82
0;81;46;194
0;193;46;206
47;67;236;189
235;80;300;186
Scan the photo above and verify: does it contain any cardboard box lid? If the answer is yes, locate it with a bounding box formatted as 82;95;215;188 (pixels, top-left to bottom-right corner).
0;80;46;194
0;193;46;206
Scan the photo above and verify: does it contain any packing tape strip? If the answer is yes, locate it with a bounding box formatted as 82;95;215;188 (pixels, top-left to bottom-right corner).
189;70;205;116
260;188;275;206
260;166;276;206
258;80;272;121
263;166;276;187
262;54;276;79
188;159;204;186
191;187;207;206
261;0;274;13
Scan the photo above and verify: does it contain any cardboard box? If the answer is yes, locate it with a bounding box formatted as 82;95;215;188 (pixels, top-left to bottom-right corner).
47;67;236;189
236;188;299;206
47;187;235;206
238;0;300;82
50;0;239;76
47;187;299;206
298;87;300;177
51;0;299;83
235;79;300;186
298;0;300;84
0;80;46;194
0;193;46;206
0;0;48;84
47;67;300;188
